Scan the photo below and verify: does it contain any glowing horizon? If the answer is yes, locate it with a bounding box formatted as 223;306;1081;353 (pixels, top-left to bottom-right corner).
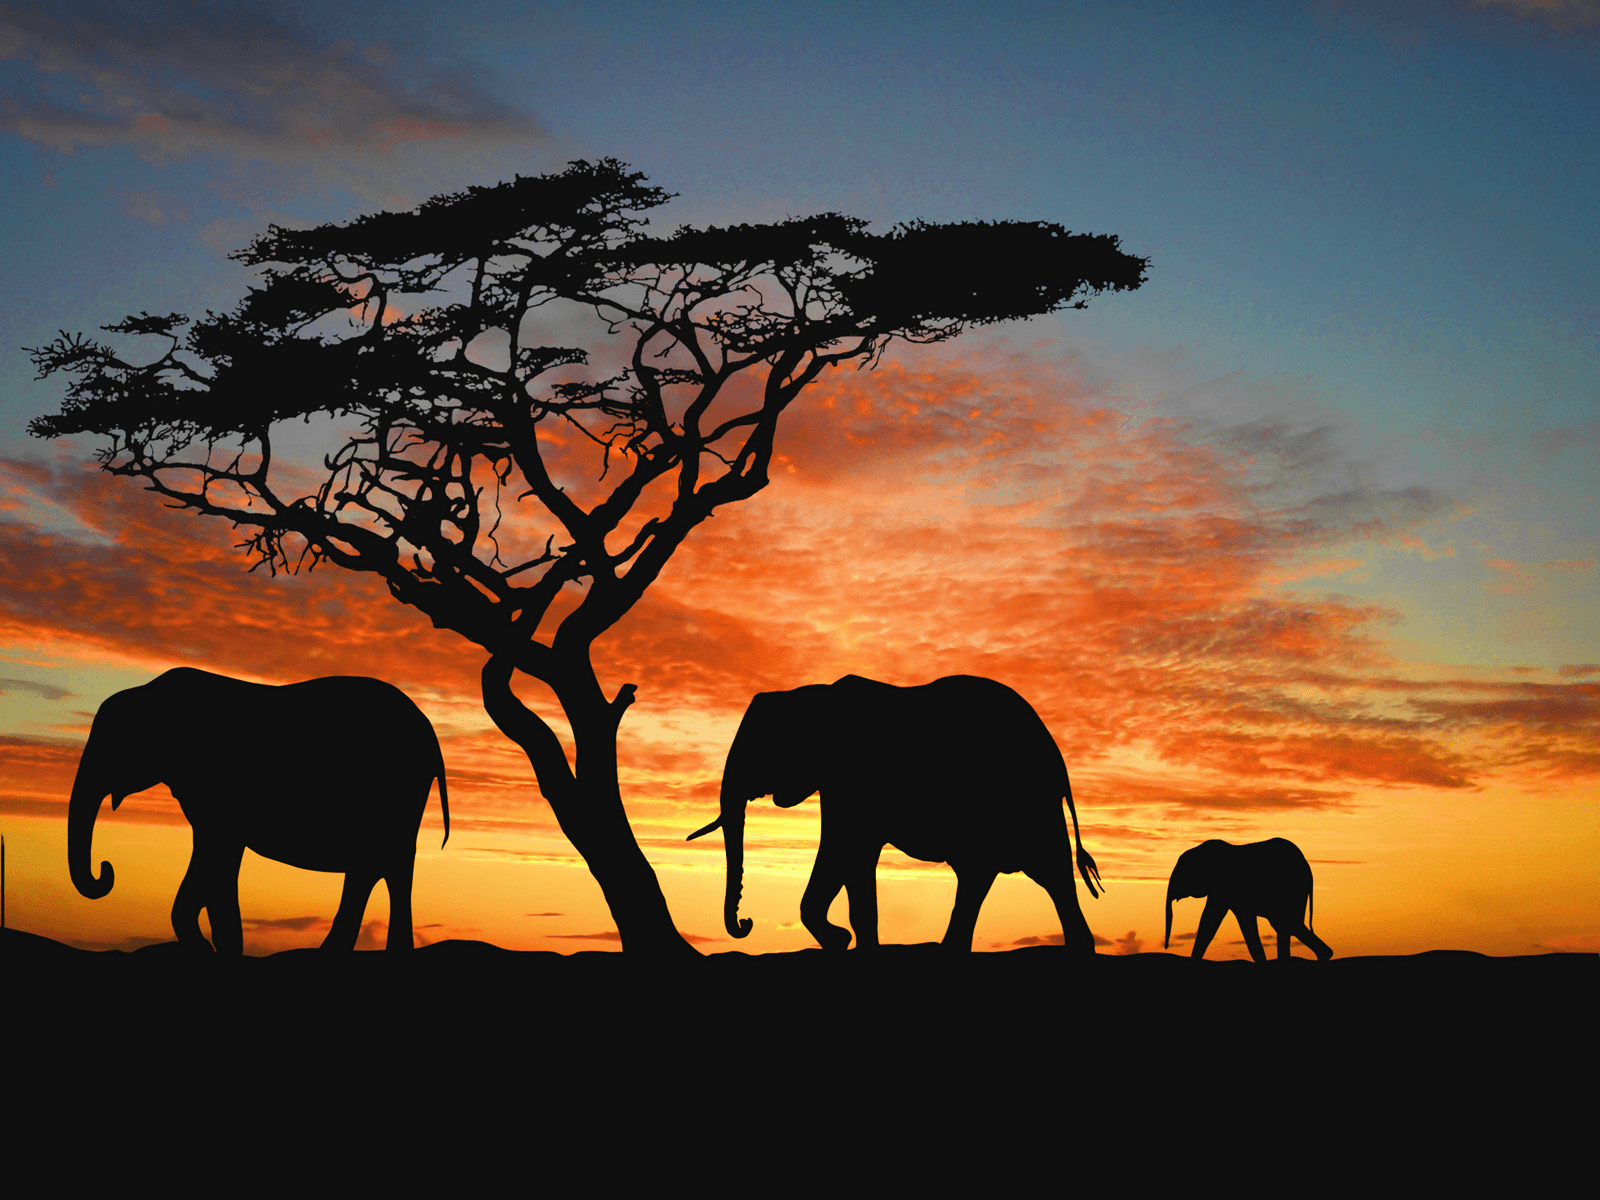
3;339;1594;957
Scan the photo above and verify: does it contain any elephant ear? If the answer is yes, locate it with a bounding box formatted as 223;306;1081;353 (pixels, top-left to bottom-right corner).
723;691;790;801
732;684;832;806
1167;849;1197;900
787;682;840;796
724;682;843;806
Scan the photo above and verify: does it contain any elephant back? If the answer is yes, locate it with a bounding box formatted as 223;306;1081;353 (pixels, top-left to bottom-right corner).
867;676;1073;860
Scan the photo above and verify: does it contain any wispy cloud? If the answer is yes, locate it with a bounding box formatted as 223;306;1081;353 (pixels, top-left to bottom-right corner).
112;186;194;226
1480;555;1596;597
0;3;551;207
242;915;327;932
0;676;70;700
1538;932;1600;951
1467;0;1600;30
1007;933;1072;947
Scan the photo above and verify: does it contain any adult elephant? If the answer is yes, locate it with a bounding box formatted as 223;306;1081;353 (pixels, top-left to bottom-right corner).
687;674;1102;952
1164;838;1333;962
68;668;449;953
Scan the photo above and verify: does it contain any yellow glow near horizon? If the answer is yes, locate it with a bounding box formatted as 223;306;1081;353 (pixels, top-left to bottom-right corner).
2;347;1596;957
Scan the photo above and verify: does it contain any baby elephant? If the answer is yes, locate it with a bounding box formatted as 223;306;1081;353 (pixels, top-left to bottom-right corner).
1164;837;1332;962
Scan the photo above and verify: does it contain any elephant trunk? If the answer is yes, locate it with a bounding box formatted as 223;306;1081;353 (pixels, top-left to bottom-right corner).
1164;880;1177;950
67;746;115;900
719;775;753;940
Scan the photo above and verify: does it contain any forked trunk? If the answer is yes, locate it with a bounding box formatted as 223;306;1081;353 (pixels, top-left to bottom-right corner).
556;722;693;957
481;656;695;958
559;790;689;953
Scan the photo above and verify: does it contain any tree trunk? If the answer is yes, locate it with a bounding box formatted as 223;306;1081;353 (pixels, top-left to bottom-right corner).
552;789;690;954
482;656;697;958
554;720;693;957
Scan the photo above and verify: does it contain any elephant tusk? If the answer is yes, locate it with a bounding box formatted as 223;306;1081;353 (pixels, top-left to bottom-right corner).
686;815;723;841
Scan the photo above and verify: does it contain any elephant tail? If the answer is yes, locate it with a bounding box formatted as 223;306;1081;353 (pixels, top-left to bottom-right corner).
436;742;451;848
1064;775;1103;899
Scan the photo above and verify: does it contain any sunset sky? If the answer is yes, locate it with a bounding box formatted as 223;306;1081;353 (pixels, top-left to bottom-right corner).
1;0;1595;958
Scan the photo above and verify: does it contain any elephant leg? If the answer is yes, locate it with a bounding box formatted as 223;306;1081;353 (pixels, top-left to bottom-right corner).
1023;859;1094;955
943;862;997;952
800;845;853;951
323;869;379;951
1238;912;1267;963
1297;922;1334;961
843;847;882;951
201;841;246;956
1192;896;1229;958
171;847;211;948
384;856;416;952
1268;917;1292;959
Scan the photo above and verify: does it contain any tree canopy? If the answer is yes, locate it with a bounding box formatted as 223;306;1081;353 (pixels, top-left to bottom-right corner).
30;157;1148;952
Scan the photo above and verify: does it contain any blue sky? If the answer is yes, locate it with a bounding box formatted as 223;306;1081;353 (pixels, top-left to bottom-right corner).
6;0;1593;664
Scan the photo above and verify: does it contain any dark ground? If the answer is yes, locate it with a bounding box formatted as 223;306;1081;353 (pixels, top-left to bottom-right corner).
6;927;1592;1164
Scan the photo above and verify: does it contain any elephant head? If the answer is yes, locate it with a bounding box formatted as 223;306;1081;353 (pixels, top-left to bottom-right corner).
687;685;831;939
1164;839;1225;949
68;687;163;900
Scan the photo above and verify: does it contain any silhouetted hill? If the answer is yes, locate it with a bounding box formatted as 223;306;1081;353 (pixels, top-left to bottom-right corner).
8;927;1589;1050
7;927;1589;1156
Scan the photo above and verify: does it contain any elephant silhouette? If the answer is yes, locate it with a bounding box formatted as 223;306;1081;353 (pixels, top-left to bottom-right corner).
1164;837;1332;961
688;674;1102;952
68;668;448;953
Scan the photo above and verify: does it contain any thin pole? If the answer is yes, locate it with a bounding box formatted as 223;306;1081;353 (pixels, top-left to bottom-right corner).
2;833;6;930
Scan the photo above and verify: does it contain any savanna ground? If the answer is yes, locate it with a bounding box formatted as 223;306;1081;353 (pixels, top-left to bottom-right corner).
9;927;1590;1125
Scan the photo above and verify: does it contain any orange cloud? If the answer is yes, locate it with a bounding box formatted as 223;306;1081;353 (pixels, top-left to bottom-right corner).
12;337;1600;826
0;735;83;817
0;460;480;695
1479;555;1597;597
9;341;1600;956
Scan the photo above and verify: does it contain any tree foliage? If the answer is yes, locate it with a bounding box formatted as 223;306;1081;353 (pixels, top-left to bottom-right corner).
30;158;1147;952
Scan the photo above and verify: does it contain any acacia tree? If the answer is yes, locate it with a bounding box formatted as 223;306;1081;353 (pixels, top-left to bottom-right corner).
29;158;1147;955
